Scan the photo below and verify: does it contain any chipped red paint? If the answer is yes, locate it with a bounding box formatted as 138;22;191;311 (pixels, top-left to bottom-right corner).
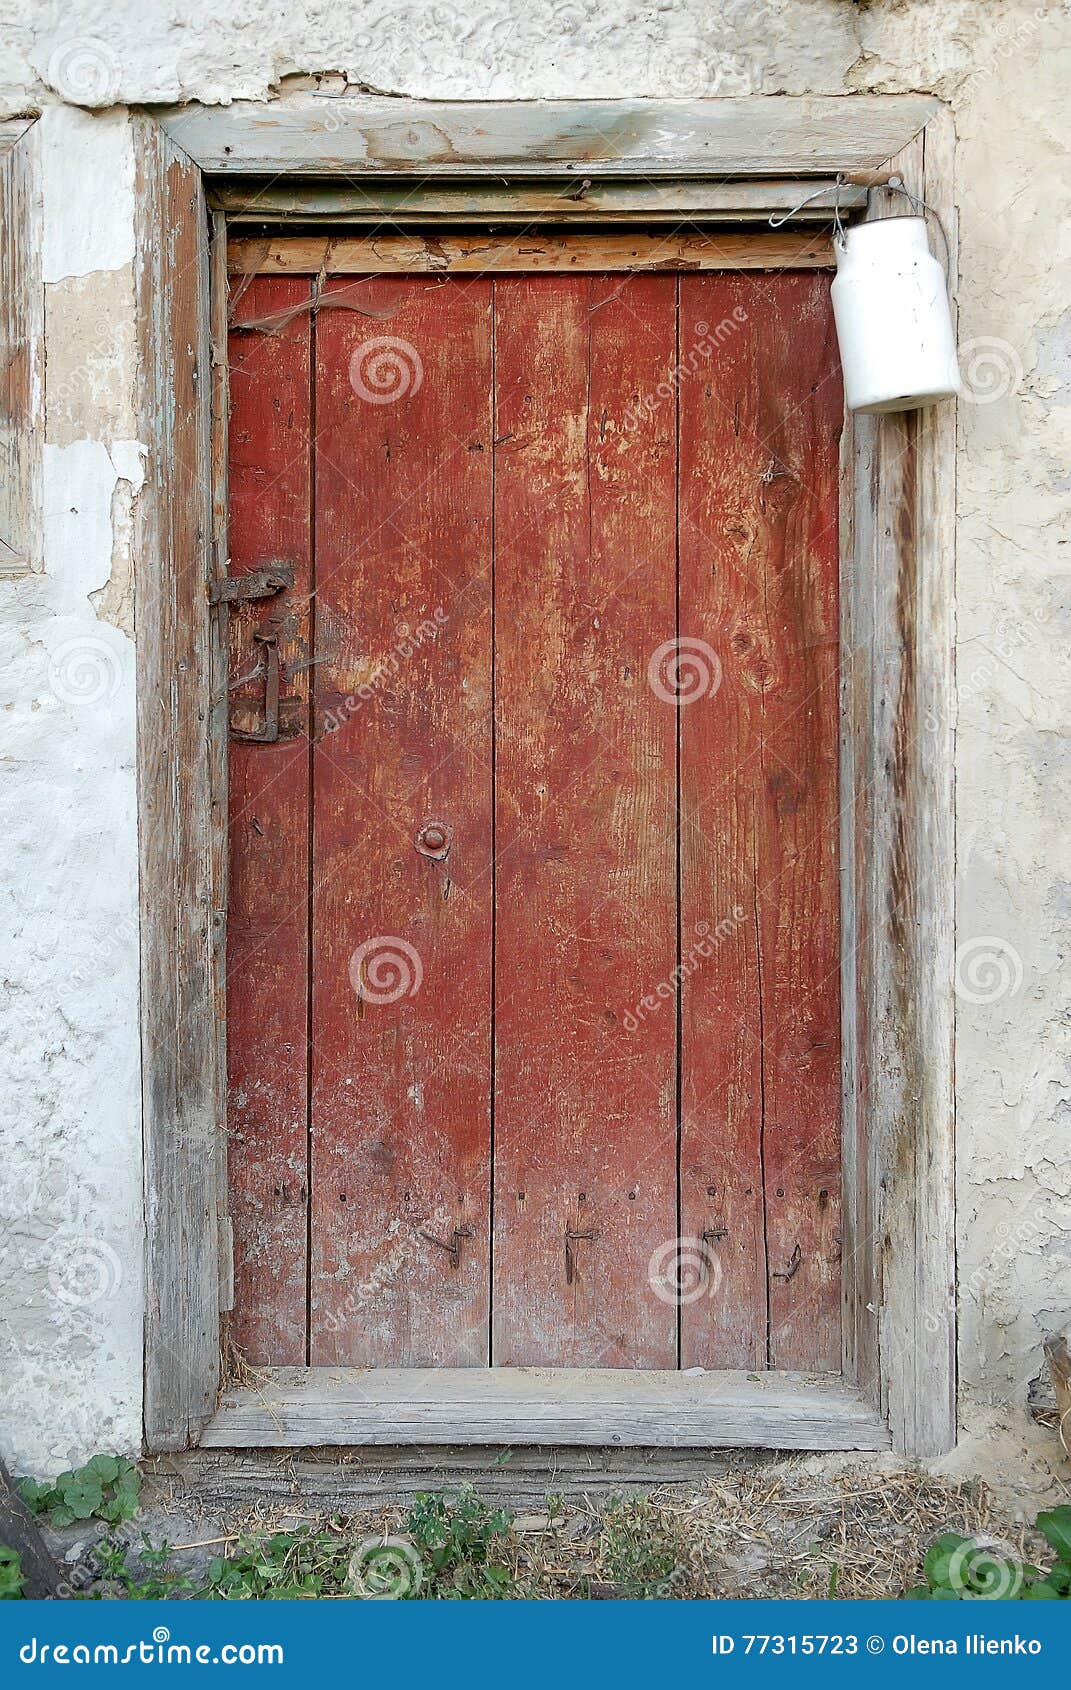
226;265;842;1373
308;277;494;1366
226;275;312;1363
491;275;678;1367
679;272;842;1371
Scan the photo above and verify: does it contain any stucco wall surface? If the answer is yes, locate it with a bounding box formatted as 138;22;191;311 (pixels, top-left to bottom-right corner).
0;0;1067;1476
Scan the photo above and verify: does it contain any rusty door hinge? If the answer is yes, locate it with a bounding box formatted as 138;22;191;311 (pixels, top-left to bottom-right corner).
208;561;295;606
420;1223;474;1271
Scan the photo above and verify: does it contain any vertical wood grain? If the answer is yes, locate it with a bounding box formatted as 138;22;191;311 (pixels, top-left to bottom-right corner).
309;276;494;1366
678;280;766;1367
225;276;312;1363
492;275;678;1368
842;124;957;1454
135;120;219;1449
679;272;842;1372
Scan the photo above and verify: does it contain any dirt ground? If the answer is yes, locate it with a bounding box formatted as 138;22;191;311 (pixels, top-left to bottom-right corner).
43;1407;1069;1600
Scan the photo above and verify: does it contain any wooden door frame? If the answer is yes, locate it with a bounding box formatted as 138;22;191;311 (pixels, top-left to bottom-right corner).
133;95;956;1458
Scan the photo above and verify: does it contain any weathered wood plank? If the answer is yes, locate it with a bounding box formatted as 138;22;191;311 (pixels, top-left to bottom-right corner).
678;274;842;1372
0;118;41;574
208;211;232;1318
201;1367;890;1450
841;122;957;1456
0;1460;60;1598
746;274;842;1371
228;231;833;277
678;277;767;1370
225;277;313;1363
309;276;494;1366
161;95;937;178
211;176;866;224
492;275;678;1368
135;118;220;1449
159;1444;767;1508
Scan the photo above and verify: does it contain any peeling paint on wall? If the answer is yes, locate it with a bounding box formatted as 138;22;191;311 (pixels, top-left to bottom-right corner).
0;0;1068;1476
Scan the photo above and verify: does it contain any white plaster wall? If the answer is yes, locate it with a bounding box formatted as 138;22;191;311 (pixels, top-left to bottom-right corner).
0;0;1067;1473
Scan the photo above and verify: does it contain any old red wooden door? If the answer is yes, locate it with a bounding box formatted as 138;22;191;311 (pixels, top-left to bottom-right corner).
225;259;842;1376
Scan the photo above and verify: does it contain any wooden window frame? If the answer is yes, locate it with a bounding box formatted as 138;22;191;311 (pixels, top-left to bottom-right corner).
134;95;956;1458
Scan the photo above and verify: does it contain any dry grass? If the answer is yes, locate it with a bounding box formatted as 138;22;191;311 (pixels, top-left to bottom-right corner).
137;1454;1060;1600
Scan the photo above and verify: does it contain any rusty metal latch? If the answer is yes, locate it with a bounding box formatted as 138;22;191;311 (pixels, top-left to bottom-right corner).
565;1226;599;1286
420;1223;474;1271
231;629;281;743
208;561;295;606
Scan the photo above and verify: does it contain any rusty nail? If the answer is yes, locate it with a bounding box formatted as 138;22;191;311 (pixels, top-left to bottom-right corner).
415;821;451;860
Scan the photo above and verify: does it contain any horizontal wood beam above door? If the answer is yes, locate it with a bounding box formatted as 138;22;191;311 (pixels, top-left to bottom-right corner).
228;230;833;277
202;1367;891;1450
210;176;867;225
158;94;938;178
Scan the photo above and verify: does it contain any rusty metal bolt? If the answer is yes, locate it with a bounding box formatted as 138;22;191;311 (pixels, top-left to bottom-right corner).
415;821;451;860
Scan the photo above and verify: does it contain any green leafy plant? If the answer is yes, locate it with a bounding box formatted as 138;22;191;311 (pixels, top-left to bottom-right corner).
0;1548;25;1600
92;1536;189;1601
597;1497;695;1599
905;1507;1071;1601
17;1456;141;1528
406;1487;515;1598
203;1529;351;1600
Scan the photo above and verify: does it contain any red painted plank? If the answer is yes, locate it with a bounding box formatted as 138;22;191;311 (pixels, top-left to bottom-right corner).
226;276;312;1365
309;277;494;1365
492;275;678;1368
678;272;842;1371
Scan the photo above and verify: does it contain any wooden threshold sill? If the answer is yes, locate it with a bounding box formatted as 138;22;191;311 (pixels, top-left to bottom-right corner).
201;1368;890;1452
